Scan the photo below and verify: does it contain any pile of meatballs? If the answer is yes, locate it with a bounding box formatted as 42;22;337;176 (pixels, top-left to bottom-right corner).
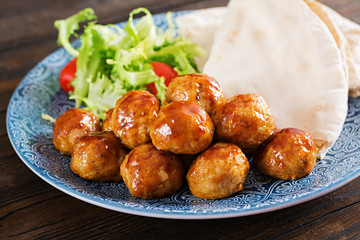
53;73;318;200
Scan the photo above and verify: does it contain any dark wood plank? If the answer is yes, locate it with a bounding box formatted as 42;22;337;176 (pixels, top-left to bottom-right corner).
1;177;359;239
0;135;15;159
323;0;360;22
0;0;229;53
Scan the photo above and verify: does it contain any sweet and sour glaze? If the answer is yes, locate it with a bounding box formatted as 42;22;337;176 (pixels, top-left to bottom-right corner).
111;90;160;149
254;128;317;180
71;132;127;182
52;72;319;200
120;143;185;199
212;93;275;155
187;142;249;199
150;101;214;154
165;73;225;115
53;108;101;155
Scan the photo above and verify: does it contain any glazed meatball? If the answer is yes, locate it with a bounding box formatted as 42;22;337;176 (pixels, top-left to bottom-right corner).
187;142;249;199
112;90;160;149
53;108;101;155
150;101;214;154
212;93;274;154
254;128;317;180
120;143;185;199
71;132;127;182
165;74;225;115
101;108;114;132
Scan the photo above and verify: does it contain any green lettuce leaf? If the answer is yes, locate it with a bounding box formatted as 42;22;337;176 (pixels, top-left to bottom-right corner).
54;8;97;57
55;7;204;119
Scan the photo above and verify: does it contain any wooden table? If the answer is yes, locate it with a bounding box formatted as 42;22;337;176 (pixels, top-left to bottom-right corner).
1;0;359;239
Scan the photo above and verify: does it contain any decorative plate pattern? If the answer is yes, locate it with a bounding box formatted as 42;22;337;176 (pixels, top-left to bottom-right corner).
6;11;360;219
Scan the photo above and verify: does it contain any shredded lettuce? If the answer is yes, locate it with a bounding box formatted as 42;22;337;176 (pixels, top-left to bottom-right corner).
54;8;97;57
55;7;204;119
41;113;56;123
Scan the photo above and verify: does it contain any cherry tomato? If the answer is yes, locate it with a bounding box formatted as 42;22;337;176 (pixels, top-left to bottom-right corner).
147;62;178;95
59;58;77;92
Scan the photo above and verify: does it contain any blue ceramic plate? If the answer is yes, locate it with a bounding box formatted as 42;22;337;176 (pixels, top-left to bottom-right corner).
6;11;360;219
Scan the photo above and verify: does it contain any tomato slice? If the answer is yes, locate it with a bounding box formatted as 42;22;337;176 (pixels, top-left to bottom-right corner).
59;58;77;92
147;62;178;95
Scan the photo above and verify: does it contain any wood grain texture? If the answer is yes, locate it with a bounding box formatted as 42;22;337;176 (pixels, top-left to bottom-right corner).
0;0;359;239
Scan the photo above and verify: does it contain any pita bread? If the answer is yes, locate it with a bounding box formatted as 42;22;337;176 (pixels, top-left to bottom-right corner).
319;3;360;97
176;4;360;96
303;0;349;84
176;8;227;71
202;0;348;158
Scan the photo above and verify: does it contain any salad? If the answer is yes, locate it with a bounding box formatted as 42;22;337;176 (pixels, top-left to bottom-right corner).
54;8;204;119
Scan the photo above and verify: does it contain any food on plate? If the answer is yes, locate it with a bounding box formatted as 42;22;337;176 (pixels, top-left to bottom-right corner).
146;62;178;96
176;3;360;97
53;108;101;155
120;143;185;199
165;73;225;115
101;108;114;132
54;8;204;119
112;90;160;149
175;7;227;72
49;0;358;200
200;0;348;158
59;57;76;92
150;101;214;154
319;3;360;97
187;142;249;199
305;1;348;71
254;128;317;180
211;93;274;155
71;132;127;182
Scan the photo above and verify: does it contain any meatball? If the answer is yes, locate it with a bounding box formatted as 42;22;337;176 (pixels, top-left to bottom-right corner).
150;101;214;154
165;73;225;115
120;143;185;199
211;93;274;154
112;90;160;149
53;108;101;155
254;128;317;180
186;142;249;199
71;132;127;182
101;108;114;132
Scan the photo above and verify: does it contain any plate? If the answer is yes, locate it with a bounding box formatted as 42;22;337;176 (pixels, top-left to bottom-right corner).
6;10;360;219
